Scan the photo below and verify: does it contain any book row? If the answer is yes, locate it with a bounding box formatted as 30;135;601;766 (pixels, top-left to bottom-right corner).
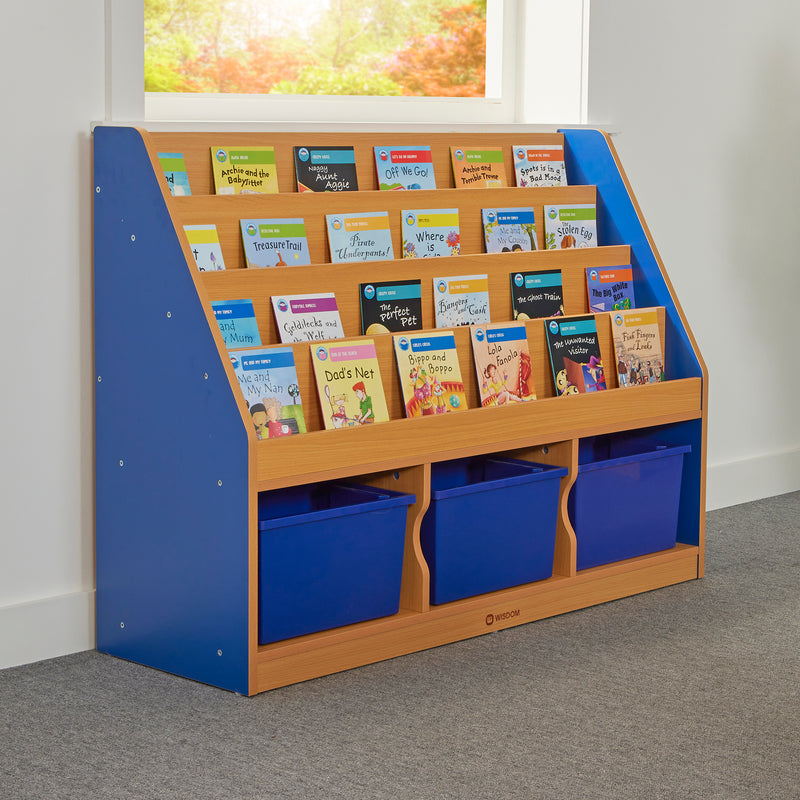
233;308;666;440
158;144;569;197
212;266;635;352
185;203;597;273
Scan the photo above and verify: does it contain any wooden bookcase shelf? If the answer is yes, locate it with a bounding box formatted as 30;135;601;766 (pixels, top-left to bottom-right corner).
94;127;707;695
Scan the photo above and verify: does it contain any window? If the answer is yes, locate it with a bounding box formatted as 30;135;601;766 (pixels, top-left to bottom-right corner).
106;0;589;124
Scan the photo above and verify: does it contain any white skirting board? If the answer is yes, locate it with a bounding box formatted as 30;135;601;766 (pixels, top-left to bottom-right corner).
0;590;95;670
706;446;800;511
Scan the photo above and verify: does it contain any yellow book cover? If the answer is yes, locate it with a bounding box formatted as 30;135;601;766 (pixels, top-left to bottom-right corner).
210;146;279;194
610;307;665;387
450;146;508;188
311;339;390;429
393;332;467;418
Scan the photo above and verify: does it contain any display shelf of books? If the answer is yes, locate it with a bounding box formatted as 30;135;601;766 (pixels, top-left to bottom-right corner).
94;126;707;695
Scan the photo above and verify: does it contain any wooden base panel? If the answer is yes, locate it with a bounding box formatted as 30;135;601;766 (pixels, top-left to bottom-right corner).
252;544;699;694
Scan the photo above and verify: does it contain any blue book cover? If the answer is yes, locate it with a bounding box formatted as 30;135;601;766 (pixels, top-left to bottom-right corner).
374;146;436;190
158;152;191;196
482;207;537;252
586;266;636;312
401;209;460;258
326;211;394;262
240;218;311;268
229;347;306;439
210;299;262;349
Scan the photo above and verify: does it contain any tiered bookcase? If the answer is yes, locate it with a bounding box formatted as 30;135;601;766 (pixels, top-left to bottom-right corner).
93;126;707;695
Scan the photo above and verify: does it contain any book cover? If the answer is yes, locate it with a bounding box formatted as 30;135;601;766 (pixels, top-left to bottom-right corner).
158;152;191;196
512;144;567;187
271;293;345;343
510;269;564;320
360;279;422;335
240;218;311;268
450;147;508;188
210;146;278;194
611;308;665;387
293;145;358;192
326;211;394;263
544;315;607;395
311;340;389;428
544;204;598;249
401;209;460;258
482;207;537;253
374;146;436;190
183;224;226;271
433;274;490;328
393;331;467;417
470;323;536;406
229;347;306;439
586;266;636;313
211;299;262;349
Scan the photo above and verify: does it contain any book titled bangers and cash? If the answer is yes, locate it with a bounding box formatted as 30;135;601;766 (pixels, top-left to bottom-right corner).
433;274;490;328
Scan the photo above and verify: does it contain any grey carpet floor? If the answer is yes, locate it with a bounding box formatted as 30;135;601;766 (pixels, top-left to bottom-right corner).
1;492;798;800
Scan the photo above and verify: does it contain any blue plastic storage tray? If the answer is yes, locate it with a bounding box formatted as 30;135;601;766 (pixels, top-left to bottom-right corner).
258;482;414;644
569;441;690;570
420;456;567;604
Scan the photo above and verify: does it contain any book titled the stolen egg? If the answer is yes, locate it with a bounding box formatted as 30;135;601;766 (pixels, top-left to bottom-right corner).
543;204;598;250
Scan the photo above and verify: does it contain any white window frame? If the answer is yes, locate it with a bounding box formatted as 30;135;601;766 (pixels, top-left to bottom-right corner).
105;0;589;126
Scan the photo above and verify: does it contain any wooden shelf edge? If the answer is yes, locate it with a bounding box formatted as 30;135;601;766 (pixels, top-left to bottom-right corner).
255;378;703;489
251;544;699;694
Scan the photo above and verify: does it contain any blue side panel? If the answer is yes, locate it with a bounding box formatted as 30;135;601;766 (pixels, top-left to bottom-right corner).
94;126;250;693
560;129;701;383
561;129;705;560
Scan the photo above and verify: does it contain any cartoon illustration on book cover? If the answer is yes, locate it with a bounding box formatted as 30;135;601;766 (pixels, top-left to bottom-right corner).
482;207;537;253
311;340;389;429
545;316;607;395
374;146;436;190
229;348;306;439
544;204;598;249
470;323;536;406
401;209;460;258
611;308;665;387
393;332;467;417
183;224;225;271
586;267;636;313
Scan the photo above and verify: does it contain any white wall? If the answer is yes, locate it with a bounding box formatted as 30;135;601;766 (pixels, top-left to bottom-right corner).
0;3;104;668
1;0;798;670
588;0;800;509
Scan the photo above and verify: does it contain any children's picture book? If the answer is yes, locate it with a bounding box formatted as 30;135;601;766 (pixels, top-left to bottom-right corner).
510;270;564;320
470;323;536;407
326;211;394;263
374;146;436;190
271;293;345;343
450;147;508;188
393;331;467;417
210;146;278;194
293;145;358;192
211;299;262;349
611;308;665;387
544;315;607;395
240;218;311;268
482;207;537;253
183;224;226;271
543;204;598;249
360;279;422;335
158;152;191;196
401;209;460;258
311;340;389;429
229;347;306;439
432;274;490;328
512;144;568;187
586;266;636;313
